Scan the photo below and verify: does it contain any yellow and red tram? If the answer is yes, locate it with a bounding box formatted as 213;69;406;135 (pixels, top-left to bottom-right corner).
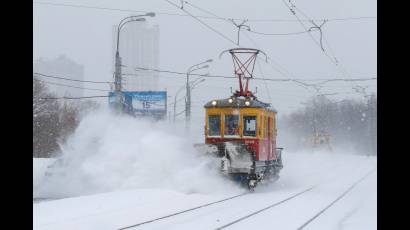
201;48;283;189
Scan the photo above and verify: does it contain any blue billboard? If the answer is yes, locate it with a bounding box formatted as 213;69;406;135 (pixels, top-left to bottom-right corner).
109;91;167;119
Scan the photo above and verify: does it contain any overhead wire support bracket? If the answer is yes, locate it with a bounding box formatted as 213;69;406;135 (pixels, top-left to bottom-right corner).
308;20;328;53
230;19;251;46
283;0;342;69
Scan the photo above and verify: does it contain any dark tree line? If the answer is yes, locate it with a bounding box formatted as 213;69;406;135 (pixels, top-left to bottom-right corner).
278;94;377;155
33;78;99;158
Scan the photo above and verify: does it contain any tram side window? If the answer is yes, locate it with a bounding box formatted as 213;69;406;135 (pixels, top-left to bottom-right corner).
208;115;221;136
224;115;239;136
243;116;257;137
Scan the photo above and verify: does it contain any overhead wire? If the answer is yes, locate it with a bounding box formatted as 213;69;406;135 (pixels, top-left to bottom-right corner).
181;0;342;95
242;29;323;96
163;0;377;99
280;0;362;96
293;1;356;89
34;78;111;92
184;1;308;40
132;66;377;82
248;16;376;23
241;31;274;101
198;87;309;99
247;29;312;36
35;95;109;100
164;0;237;44
34;72;112;84
33;1;376;23
177;0;301;85
281;0;340;67
281;0;354;82
35;0;375;102
36;0;373;88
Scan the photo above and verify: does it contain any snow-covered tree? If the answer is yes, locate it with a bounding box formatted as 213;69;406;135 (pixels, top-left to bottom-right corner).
33;78;99;157
33;79;60;157
279;95;377;155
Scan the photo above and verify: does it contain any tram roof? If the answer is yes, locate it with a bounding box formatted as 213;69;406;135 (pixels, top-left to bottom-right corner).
204;97;277;112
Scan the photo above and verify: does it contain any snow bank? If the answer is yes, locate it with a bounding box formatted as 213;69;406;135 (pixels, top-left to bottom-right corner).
34;108;241;198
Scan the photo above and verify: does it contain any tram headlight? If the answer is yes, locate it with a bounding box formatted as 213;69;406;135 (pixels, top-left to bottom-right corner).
228;98;233;103
245;101;250;106
212;100;217;106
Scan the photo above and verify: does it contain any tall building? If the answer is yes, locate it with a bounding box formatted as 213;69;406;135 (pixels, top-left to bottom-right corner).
34;55;85;97
113;21;159;91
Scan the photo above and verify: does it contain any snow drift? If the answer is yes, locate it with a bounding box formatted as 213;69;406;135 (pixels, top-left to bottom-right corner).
34;108;241;198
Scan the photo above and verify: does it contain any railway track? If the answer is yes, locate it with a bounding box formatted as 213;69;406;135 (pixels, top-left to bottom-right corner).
118;192;249;230
117;184;318;230
215;186;317;229
118;168;375;230
295;168;376;230
216;168;376;230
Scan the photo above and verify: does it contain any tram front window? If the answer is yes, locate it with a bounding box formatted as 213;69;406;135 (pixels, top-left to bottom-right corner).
208;115;221;136
243;116;256;137
224;115;239;136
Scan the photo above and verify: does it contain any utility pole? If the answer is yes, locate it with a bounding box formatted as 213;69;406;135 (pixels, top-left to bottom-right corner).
173;85;185;122
186;71;191;127
114;51;123;112
173;77;205;123
113;13;155;112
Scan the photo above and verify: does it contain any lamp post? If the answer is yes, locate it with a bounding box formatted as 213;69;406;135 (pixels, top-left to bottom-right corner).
173;78;206;123
185;59;212;129
173;85;185;122
113;13;155;112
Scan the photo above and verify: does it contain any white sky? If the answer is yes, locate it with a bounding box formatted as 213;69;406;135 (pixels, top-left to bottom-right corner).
33;0;377;119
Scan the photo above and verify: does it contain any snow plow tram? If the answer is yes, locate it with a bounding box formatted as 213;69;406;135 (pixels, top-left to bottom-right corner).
199;48;283;190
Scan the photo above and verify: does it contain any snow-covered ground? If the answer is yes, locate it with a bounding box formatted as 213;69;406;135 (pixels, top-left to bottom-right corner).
34;151;376;230
33;110;377;230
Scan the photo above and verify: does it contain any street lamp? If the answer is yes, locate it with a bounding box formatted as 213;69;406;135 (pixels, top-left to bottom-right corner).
185;59;212;129
191;76;206;88
191;78;206;92
113;13;155;112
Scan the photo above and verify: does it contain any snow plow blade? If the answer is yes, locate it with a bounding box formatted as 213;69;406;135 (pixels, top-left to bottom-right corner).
193;141;252;157
193;141;254;173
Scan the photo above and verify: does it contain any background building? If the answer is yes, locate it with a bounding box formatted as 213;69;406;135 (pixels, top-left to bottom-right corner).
112;21;159;91
34;55;85;97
